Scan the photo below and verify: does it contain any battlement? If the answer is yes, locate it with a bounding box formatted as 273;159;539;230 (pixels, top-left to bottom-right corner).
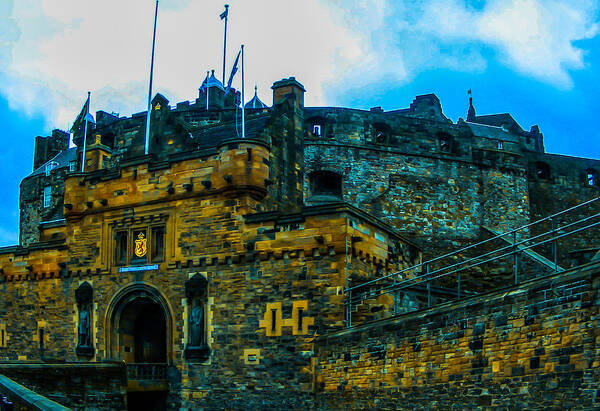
63;140;270;218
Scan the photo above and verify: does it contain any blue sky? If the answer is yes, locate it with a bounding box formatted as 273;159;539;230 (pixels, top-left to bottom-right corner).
1;0;599;246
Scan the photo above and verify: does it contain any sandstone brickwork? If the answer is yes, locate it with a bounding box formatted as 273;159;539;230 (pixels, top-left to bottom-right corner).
1;75;600;409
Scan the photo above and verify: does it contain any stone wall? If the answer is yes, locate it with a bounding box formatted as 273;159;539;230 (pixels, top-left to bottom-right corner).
304;142;530;256
0;363;126;410
315;262;600;410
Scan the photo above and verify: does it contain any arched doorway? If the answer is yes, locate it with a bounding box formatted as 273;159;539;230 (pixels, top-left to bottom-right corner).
120;297;166;363
106;283;172;410
105;282;173;363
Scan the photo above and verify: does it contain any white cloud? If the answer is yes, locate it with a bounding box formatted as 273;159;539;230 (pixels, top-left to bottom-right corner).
1;0;363;130
0;0;598;130
321;0;598;96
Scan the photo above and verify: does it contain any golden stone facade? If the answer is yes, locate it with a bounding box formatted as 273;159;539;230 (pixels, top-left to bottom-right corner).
1;76;600;409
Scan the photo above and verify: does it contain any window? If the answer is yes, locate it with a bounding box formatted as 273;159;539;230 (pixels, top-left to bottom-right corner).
309;170;342;199
69;161;77;172
151;226;165;262
587;169;597;186
113;225;166;266
497;140;503;150
438;133;453;153
312;124;321;136
535;162;550;180
271;309;277;333
115;231;128;265
0;324;6;348
45;161;58;176
43;186;51;208
297;308;303;333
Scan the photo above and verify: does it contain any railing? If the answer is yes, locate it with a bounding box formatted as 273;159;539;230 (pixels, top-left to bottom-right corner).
345;197;600;327
126;363;167;381
1;395;14;411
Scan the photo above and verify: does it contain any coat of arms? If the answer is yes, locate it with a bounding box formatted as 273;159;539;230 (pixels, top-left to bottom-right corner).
134;232;147;258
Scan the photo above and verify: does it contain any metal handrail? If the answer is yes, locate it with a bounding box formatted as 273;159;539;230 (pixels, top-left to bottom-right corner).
348;218;600;305
126;363;167;381
346;197;600;293
345;197;600;325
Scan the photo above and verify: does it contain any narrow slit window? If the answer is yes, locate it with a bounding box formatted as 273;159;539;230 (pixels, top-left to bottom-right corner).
1;328;5;348
497;140;503;150
271;309;277;332
115;231;128;265
297;308;304;332
39;328;44;352
151;226;165;262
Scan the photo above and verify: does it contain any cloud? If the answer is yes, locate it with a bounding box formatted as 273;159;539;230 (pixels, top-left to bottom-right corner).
0;0;598;130
322;0;598;96
0;0;363;131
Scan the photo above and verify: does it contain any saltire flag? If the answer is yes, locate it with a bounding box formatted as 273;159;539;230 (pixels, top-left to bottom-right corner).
225;49;241;94
70;94;95;137
220;6;228;20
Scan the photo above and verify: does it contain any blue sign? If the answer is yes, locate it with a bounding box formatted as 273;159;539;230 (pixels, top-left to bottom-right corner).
118;264;159;273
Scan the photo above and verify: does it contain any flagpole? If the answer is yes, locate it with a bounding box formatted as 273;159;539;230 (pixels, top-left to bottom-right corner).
81;91;90;172
241;44;245;138
206;71;210;110
144;0;159;156
222;4;229;85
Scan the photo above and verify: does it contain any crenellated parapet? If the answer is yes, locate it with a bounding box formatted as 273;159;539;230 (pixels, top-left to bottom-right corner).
63;140;271;219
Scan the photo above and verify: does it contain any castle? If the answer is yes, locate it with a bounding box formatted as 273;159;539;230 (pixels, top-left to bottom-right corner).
1;74;600;409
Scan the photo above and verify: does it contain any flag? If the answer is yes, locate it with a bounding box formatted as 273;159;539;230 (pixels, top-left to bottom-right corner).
220;6;228;20
70;95;94;136
225;49;241;93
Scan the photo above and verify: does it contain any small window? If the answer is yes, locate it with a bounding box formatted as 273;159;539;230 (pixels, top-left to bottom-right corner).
438;134;453;153
0;324;6;348
69;161;77;172
310;170;342;199
297;308;303;333
535;162;550;180
43;186;52;208
39;328;44;352
271;309;277;332
151;226;165;262
312;124;321;136
497;140;503;150
115;231;128;265
587;169;597;186
45;161;58;176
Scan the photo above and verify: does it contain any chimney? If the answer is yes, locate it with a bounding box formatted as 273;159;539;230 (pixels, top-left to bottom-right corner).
271;77;305;110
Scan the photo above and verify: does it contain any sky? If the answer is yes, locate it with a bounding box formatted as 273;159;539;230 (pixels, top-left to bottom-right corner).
0;0;599;246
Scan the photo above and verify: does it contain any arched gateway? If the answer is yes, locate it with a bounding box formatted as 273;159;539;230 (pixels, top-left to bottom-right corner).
105;283;173;364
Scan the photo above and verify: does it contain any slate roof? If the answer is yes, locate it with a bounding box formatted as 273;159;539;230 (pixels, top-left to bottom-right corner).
191;114;271;148
244;88;268;109
200;71;225;91
27;147;78;178
471;113;523;132
465;122;520;143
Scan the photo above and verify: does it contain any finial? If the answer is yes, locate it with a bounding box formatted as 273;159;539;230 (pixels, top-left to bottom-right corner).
211;69;215;76
467;88;476;122
254;85;258;96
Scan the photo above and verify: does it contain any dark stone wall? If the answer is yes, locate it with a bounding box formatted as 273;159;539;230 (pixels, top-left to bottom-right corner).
19;168;69;246
0;363;126;410
33;129;69;170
